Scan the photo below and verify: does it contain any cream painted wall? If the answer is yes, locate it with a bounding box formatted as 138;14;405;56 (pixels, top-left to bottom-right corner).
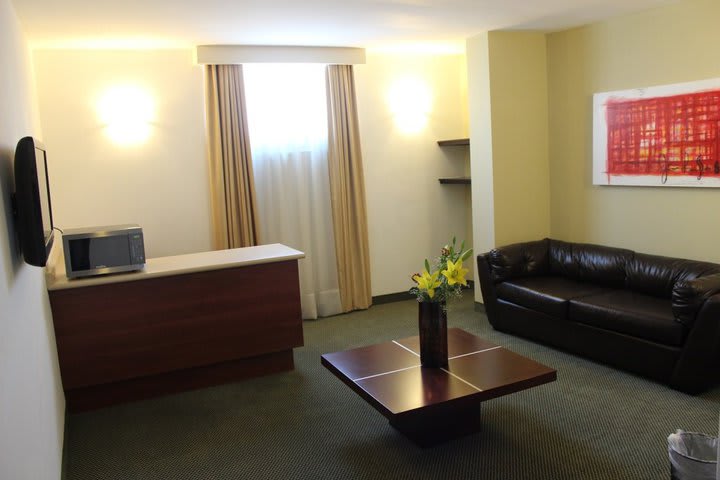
355;51;470;296
0;0;65;477
32;49;212;259
466;31;551;302
31;48;470;297
467;32;496;302
547;0;720;261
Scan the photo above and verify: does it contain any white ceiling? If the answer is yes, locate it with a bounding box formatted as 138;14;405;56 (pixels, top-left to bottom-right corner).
12;0;678;50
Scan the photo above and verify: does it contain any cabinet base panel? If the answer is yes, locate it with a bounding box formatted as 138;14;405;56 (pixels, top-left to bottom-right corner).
65;350;295;412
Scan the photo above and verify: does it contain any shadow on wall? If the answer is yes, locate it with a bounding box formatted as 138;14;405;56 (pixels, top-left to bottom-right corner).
0;146;23;285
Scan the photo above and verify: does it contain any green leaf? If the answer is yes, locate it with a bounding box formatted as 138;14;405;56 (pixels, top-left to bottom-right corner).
461;249;473;261
424;258;430;272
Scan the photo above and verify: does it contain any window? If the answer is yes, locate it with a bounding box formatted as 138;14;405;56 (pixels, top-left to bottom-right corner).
243;63;342;319
243;64;328;150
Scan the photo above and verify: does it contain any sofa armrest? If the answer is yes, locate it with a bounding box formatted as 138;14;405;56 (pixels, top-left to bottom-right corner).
672;273;720;327
670;294;720;392
487;238;550;282
477;253;500;328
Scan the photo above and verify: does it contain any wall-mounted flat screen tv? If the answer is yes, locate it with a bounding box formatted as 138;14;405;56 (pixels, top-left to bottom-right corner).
14;136;55;267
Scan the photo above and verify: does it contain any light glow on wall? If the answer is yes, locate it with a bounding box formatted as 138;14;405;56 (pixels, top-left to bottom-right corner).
97;85;155;146
387;76;432;134
369;42;464;55
32;37;181;50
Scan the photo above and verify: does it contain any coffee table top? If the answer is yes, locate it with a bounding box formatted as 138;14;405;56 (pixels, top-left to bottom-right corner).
321;328;556;420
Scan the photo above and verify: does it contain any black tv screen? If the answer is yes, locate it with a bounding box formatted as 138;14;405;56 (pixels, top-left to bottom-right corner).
14;136;55;267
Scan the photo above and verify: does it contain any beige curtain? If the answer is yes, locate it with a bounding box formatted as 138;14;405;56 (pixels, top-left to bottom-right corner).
204;64;260;249
325;65;372;311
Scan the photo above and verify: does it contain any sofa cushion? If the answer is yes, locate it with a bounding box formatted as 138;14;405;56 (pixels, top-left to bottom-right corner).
549;239;633;288
496;276;611;319
626;253;720;298
569;290;685;346
488;239;550;282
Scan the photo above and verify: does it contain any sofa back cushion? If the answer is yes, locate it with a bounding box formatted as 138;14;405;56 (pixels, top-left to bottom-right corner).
548;239;574;277
626;253;720;298
549;239;632;288
488;238;550;282
490;238;720;304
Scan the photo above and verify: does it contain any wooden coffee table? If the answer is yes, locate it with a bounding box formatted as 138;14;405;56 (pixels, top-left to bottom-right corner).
321;328;556;446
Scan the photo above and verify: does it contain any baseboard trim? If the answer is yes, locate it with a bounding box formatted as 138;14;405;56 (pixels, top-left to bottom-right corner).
373;282;475;306
372;292;413;305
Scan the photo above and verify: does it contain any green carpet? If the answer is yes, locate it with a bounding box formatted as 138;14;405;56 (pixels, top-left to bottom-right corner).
63;294;720;479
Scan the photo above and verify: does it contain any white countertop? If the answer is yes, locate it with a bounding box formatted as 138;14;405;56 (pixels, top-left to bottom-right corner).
46;243;305;291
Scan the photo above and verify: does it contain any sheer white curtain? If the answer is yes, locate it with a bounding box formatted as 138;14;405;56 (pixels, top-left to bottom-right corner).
244;63;342;319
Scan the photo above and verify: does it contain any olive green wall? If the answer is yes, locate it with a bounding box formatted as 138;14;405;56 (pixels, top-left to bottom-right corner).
488;32;550;248
547;0;720;261
467;31;550;301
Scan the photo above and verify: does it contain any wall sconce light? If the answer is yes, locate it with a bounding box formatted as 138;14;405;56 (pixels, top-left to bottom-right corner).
387;76;432;134
97;85;155;146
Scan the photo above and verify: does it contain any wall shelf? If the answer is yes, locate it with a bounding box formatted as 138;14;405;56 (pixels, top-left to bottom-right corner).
438;177;471;185
437;138;470;185
437;138;470;147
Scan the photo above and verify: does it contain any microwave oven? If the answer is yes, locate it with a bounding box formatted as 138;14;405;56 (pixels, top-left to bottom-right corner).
62;224;146;279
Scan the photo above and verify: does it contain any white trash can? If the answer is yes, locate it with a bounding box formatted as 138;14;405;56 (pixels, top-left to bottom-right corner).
668;430;718;480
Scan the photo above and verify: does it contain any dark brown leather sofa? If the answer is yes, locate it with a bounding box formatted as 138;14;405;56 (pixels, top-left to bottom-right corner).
477;238;720;393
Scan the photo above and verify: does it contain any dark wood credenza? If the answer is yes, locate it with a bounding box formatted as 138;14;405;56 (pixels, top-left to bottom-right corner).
45;244;305;412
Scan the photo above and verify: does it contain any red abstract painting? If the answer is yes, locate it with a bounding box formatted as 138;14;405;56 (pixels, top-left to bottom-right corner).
593;79;720;187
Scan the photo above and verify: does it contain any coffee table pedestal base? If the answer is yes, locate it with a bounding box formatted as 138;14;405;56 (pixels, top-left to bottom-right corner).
389;404;482;447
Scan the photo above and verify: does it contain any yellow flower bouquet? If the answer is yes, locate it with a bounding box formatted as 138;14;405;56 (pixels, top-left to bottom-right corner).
410;237;472;303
